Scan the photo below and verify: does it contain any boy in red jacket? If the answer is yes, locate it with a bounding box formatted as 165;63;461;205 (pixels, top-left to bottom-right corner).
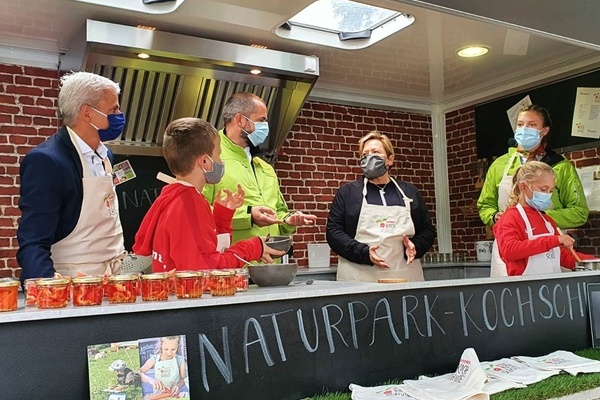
133;118;283;272
493;161;595;276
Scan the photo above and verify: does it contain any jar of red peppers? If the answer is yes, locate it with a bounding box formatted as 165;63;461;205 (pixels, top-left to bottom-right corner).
174;271;203;299
35;278;70;309
0;278;19;312
209;270;236;296
72;276;104;306
24;278;38;307
106;274;139;304
233;268;249;292
140;273;170;301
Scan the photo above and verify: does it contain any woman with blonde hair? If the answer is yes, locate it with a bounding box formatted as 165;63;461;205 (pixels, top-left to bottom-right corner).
326;131;435;282
493;161;594;276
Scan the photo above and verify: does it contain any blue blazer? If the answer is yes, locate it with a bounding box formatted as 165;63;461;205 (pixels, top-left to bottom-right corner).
16;127;113;281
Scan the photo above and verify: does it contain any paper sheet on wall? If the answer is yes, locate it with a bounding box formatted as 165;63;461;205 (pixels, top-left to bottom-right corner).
506;96;532;131
571;87;600;139
576;165;600;212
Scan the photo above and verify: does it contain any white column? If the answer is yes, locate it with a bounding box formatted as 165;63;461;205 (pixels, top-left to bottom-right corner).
431;105;452;253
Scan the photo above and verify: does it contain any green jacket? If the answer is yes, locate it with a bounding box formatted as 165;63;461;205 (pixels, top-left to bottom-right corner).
202;130;296;243
477;147;589;228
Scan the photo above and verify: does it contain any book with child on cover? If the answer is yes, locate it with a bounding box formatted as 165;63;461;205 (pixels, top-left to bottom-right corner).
87;335;190;400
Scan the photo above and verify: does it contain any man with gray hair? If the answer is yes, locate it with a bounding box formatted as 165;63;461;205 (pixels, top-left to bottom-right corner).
202;92;316;246
17;71;127;281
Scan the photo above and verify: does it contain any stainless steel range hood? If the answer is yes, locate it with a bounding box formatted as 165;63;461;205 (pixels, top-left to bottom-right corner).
62;20;319;159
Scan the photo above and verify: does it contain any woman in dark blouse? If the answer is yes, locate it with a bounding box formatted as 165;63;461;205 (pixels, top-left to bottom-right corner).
326;131;436;282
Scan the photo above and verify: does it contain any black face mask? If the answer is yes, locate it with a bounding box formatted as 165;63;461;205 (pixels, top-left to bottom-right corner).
360;154;388;179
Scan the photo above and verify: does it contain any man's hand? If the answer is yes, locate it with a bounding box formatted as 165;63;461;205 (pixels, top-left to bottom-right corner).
251;206;280;227
369;245;389;269
284;211;318;226
215;184;245;210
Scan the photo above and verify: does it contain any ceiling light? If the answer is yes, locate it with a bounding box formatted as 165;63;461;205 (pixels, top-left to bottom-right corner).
250;68;261;75
250;44;268;49
136;25;156;31
137;53;150;59
457;46;489;58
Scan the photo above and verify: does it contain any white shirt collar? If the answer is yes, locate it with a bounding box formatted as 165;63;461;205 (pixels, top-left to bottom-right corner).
66;126;108;157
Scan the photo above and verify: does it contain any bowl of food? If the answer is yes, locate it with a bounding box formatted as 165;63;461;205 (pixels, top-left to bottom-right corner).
265;235;292;253
248;263;298;287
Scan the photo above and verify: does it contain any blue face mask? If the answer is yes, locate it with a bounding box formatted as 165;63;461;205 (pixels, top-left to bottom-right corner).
242;115;269;147
525;185;553;211
91;107;126;141
514;126;541;151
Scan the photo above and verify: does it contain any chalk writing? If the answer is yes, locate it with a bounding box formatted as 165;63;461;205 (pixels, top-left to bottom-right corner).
120;188;161;210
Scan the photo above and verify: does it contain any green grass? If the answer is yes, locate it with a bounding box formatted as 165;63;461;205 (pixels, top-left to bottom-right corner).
307;349;600;400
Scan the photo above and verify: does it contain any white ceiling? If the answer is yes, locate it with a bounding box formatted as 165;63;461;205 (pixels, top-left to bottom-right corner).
2;0;600;112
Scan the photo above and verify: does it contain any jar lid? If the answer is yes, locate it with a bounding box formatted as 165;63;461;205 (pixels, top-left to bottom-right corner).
72;276;104;284
108;273;139;282
35;277;70;286
140;273;170;280
210;270;235;277
0;277;19;288
175;271;200;278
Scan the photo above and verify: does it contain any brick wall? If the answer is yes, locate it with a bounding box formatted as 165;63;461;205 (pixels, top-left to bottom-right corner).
0;64;598;278
0;64;60;278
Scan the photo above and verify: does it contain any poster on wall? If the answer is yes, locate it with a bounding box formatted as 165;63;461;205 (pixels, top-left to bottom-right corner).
577;165;600;212
506;95;532;131
571;87;600;139
87;335;190;400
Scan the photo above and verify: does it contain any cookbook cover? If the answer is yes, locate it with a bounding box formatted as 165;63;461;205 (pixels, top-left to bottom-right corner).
87;340;142;400
88;335;190;400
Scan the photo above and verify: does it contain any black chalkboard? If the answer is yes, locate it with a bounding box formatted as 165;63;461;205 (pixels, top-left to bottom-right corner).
1;275;597;399
475;68;600;159
114;155;168;250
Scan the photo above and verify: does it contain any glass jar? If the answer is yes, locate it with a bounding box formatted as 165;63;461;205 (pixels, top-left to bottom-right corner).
140;273;170;301
106;274;139;304
35;278;70;309
72;276;104;306
24;278;38;307
233;268;249;292
174;271;203;299
0;278;20;312
209;270;236;296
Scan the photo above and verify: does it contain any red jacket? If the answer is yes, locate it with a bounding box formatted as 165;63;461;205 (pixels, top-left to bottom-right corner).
493;205;594;276
133;183;263;272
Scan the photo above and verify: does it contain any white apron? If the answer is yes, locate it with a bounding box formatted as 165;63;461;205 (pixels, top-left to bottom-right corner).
154;356;180;390
490;152;520;277
51;128;125;277
337;178;424;282
516;204;561;275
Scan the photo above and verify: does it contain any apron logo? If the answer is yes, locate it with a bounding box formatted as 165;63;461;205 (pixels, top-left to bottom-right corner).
546;251;556;260
375;217;397;233
103;193;118;217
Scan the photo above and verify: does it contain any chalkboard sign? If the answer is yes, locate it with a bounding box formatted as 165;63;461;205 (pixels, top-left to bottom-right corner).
113;155;169;250
475;68;600;159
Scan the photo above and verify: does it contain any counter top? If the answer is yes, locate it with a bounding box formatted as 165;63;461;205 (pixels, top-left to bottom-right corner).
2;270;595;325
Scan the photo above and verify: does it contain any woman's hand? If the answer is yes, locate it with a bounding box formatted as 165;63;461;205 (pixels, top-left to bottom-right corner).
403;235;416;265
152;379;167;392
369;245;389;269
259;238;286;263
169;384;180;396
215;184;245;210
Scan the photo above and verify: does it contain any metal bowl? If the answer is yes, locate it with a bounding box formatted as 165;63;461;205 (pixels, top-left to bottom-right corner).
248;263;298;287
575;259;600;271
265;236;292;253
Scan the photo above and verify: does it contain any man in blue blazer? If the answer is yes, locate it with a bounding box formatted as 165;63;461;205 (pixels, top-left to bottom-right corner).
17;71;127;281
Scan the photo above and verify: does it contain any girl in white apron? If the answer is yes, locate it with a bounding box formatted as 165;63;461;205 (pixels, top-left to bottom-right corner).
50;127;126;276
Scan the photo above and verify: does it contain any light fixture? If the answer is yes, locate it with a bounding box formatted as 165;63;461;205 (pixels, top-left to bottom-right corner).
137;53;150;59
250;44;268;49
457;45;489;58
250;68;261;75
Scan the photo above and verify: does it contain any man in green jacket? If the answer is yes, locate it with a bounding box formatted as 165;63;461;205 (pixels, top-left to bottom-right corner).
202;92;317;244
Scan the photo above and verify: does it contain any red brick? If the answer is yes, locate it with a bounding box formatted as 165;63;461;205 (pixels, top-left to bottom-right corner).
22;106;55;117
